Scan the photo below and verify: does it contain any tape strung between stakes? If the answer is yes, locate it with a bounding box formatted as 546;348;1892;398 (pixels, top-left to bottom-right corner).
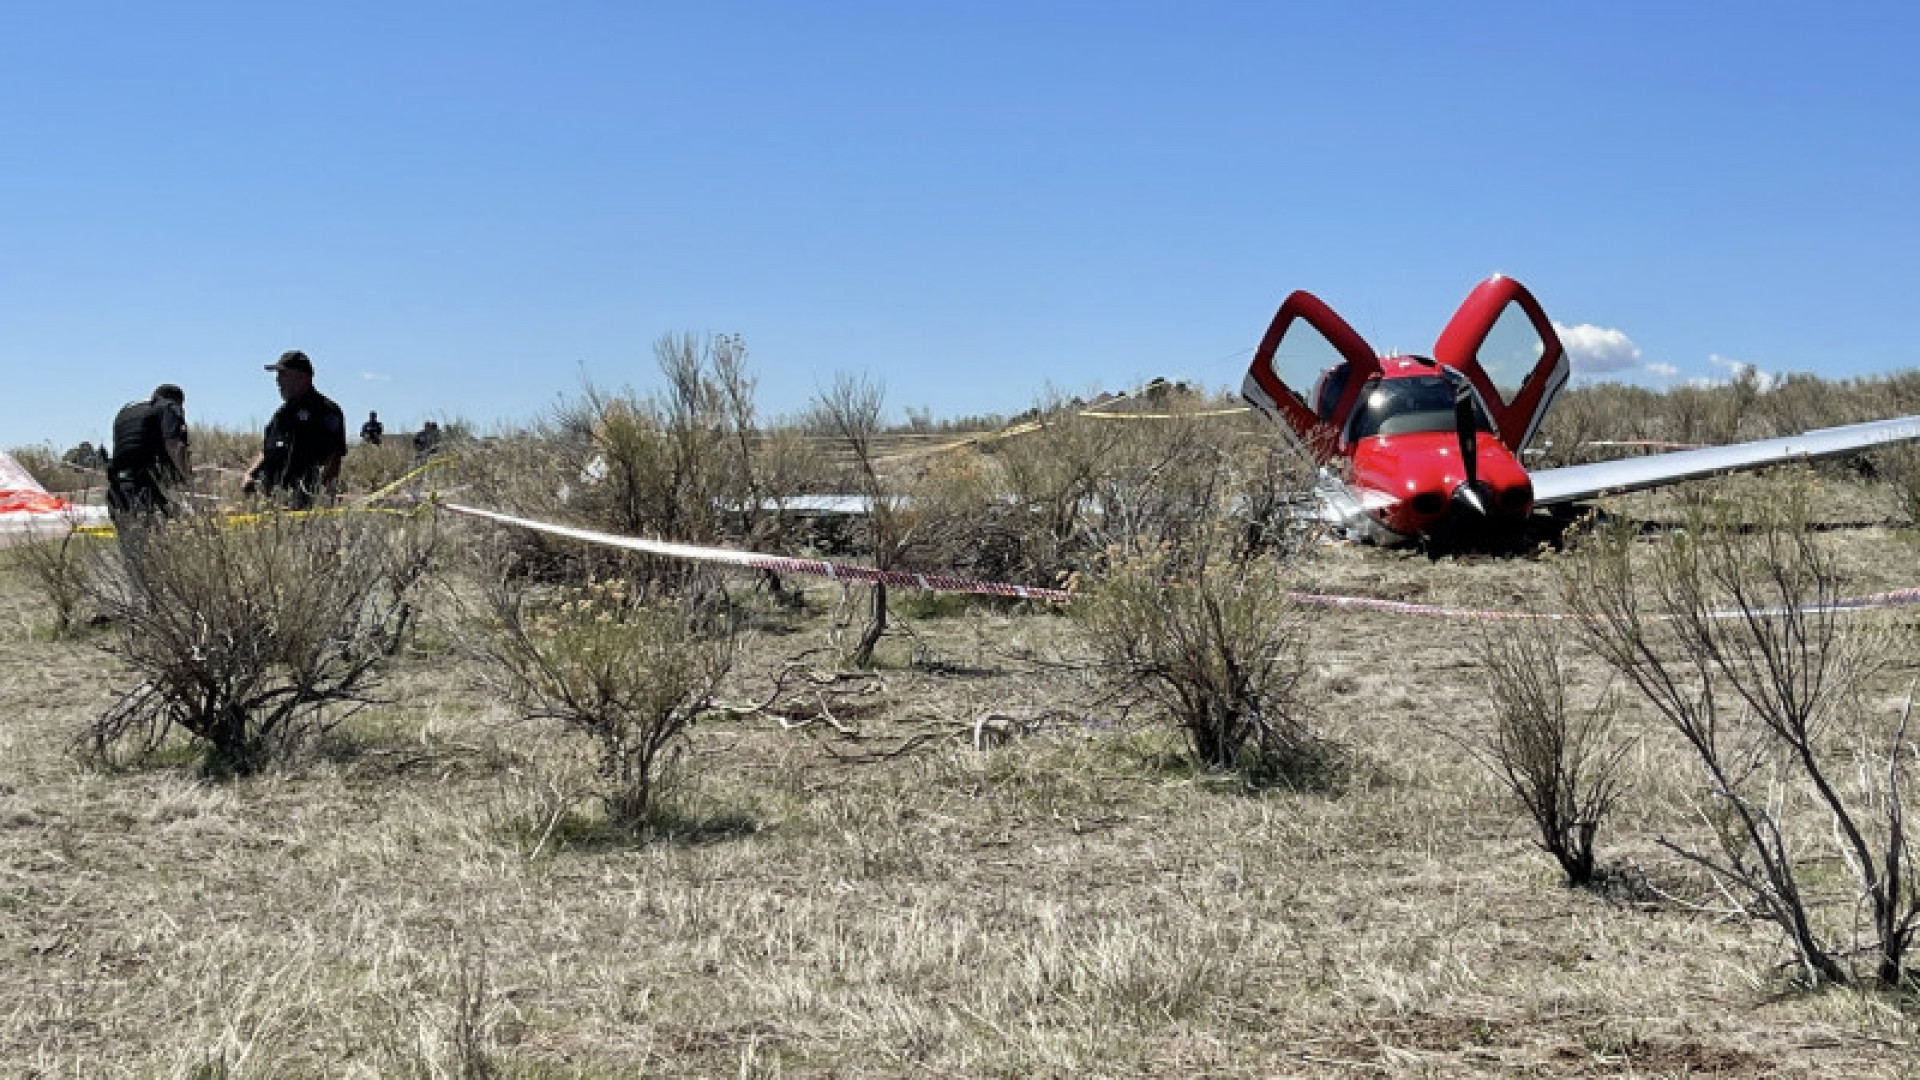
1283;587;1920;620
61;461;454;541
70;502;426;540
440;502;1075;603
439;503;1920;620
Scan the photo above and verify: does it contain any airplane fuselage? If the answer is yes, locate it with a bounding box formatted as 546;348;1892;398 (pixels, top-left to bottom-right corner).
1349;427;1533;541
1241;276;1571;547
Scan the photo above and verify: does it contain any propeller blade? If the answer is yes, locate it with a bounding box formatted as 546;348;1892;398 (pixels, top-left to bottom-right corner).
1453;374;1479;486
1451;373;1487;516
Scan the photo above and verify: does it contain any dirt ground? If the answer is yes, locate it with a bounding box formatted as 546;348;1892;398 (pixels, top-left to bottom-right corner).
4;471;1920;1077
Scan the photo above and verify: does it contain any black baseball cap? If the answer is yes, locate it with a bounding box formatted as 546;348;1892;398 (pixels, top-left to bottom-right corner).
153;383;185;404
266;350;313;374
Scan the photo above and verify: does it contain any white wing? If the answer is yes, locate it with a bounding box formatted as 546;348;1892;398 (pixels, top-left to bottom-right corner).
1529;415;1920;506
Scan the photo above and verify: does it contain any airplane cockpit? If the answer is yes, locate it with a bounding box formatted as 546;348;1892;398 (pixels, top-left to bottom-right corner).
1347;372;1495;441
1310;364;1351;421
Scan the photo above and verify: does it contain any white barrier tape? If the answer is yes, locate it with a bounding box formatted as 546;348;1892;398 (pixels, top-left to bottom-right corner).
439;502;1920;621
1282;587;1920;620
441;503;1073;603
1280;592;1565;619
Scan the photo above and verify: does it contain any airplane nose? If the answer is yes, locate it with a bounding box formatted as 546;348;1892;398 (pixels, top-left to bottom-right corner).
1451;481;1490;519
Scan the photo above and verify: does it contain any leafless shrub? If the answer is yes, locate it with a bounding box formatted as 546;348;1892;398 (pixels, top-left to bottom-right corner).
1534;383;1664;467
1562;483;1919;987
461;333;834;599
7;524;108;638
1074;519;1323;782
1754;373;1843;438
80;510;439;776
807;373;970;667
483;566;734;826
553;334;761;544
462;403;558;519
972;395;1128;584
1217;418;1323;560
434;335;808;598
1080;411;1234;558
1866;444;1920;526
1661;377;1766;447
1469;619;1632;886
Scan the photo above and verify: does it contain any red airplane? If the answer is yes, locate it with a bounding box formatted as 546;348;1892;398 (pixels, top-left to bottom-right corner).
1241;275;1920;545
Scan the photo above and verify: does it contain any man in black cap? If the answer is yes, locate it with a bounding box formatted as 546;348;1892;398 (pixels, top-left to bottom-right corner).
107;384;192;549
242;350;347;509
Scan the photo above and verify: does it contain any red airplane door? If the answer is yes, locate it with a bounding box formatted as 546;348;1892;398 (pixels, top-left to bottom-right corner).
1432;275;1570;453
1241;290;1381;460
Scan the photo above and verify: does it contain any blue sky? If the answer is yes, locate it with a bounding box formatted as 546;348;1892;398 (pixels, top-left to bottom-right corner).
3;1;1915;449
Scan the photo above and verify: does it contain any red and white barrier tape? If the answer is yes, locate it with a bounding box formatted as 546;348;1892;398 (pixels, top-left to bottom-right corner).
442;503;1920;620
1279;592;1564;619
441;503;1073;603
1281;588;1920;620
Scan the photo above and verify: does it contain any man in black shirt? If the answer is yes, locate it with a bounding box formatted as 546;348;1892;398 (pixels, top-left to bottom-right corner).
360;411;384;446
411;419;442;461
107;384;192;544
242;350;347;509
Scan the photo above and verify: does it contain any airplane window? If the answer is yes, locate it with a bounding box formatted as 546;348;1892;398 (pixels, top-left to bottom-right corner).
1477;301;1546;406
1348;376;1495;440
1271;318;1348;410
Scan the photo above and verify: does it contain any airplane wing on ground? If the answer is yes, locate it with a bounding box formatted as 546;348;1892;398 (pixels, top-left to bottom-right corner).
759;495;878;515
0;450;111;546
1528;415;1920;507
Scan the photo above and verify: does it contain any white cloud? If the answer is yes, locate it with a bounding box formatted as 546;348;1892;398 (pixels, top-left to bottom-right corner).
1645;361;1679;380
1553;322;1642;375
360;371;393;383
1707;354;1783;392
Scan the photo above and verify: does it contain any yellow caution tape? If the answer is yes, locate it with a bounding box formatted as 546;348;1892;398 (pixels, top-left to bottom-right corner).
1075;406;1252;420
71;501;431;539
359;454;455;503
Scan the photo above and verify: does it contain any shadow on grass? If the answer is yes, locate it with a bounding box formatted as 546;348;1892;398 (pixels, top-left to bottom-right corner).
311;712;526;781
83;739;208;776
508;804;762;856
1106;728;1358;798
908;657;1004;678
1581;862;1701;912
1239;736;1356;797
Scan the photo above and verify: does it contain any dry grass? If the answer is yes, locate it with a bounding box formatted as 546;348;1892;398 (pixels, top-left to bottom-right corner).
4;471;1920;1076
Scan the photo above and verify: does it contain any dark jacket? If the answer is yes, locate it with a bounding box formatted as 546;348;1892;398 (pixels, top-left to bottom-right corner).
109;397;188;496
107;396;188;521
258;387;347;506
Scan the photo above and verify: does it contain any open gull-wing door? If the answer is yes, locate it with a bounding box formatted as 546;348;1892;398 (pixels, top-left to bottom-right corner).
1432;274;1569;454
1241;290;1382;460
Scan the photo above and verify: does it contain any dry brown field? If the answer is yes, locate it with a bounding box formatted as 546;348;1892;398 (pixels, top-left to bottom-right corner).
4;467;1920;1077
